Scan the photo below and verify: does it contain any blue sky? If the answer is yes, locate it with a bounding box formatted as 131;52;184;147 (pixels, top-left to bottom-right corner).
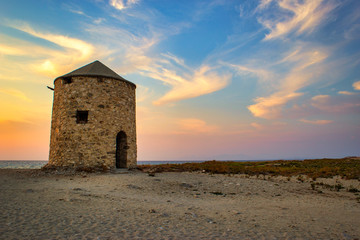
0;0;359;160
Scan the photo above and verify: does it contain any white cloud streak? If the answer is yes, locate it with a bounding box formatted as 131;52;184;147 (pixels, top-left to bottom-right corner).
84;17;230;105
223;62;274;82
247;46;328;119
258;0;337;40
155;66;230;105
1;22;96;78
109;0;139;11
15;24;94;61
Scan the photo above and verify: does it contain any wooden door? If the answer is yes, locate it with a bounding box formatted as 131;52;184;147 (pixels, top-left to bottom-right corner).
116;131;128;168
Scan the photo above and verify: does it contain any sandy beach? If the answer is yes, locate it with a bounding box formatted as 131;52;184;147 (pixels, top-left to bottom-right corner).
1;169;359;240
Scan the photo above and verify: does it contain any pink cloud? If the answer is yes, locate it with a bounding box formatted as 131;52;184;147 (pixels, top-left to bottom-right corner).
311;94;360;113
175;118;219;135
353;81;360;91
338;91;356;95
299;119;333;125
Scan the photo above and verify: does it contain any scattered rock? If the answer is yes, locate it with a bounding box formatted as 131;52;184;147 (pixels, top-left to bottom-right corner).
80;193;92;197
207;219;216;224
127;184;142;190
210;191;224;196
180;183;193;188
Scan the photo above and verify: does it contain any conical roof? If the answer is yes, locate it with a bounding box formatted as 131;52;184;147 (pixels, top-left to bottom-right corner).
55;60;135;87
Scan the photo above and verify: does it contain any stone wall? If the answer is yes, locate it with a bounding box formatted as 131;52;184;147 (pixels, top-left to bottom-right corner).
48;76;137;169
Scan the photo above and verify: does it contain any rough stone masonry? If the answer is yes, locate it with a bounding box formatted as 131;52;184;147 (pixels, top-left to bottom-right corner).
48;60;137;169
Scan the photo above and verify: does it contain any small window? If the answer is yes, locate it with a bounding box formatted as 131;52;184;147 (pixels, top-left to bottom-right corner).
63;77;72;84
76;110;88;124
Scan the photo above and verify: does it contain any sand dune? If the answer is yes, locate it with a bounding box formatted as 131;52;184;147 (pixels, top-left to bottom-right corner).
1;169;359;239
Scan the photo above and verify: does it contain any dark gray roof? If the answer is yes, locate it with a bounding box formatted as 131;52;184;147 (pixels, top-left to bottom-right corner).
55;60;136;87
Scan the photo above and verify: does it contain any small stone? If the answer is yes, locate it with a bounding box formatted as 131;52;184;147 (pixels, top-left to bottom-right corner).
127;184;142;190
180;183;193;188
210;191;224;196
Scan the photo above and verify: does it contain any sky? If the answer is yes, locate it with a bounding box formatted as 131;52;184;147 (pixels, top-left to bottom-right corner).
0;0;359;161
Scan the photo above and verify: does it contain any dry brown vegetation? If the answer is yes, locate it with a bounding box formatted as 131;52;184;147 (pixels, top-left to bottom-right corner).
138;157;360;180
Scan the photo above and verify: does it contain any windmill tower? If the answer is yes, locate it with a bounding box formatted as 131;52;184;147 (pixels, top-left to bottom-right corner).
48;60;137;169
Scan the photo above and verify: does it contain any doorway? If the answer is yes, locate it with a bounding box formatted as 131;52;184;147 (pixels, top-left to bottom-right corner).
116;131;128;168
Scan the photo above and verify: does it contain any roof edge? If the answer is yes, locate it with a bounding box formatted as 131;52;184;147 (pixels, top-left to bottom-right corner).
54;75;136;88
53;60;136;88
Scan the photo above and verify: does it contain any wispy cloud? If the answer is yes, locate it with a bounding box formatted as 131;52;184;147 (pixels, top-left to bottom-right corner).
150;64;231;105
353;80;360;90
14;24;94;61
175;118;219;134
258;0;337;40
136;85;154;103
109;0;140;11
248;92;303;119
0;88;31;102
64;3;106;25
82;5;231;105
0;44;25;55
223;62;274;82
311;94;360;114
311;94;329;102
256;0;273;11
299;119;332;125
251;122;264;130
338;91;356;95
247;46;328;119
1;21;96;77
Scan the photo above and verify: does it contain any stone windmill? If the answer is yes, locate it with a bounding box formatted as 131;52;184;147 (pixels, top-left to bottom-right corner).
47;60;137;170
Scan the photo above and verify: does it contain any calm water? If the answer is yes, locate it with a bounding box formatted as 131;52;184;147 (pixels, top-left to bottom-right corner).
0;160;267;169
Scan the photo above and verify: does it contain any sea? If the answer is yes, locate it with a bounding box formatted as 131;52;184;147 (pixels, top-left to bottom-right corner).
0;160;267;169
